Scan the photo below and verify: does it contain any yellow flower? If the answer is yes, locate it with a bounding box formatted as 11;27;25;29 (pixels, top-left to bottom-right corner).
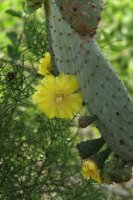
32;73;82;119
38;52;52;75
82;159;101;184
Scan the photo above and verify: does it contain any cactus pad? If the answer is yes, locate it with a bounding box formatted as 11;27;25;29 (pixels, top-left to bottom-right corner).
45;0;133;162
55;0;102;37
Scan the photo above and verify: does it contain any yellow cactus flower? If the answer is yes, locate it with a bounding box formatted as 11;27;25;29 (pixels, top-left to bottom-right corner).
82;159;101;184
38;52;52;75
32;73;83;119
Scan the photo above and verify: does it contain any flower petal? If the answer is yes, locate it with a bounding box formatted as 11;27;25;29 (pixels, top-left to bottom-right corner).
32;73;83;119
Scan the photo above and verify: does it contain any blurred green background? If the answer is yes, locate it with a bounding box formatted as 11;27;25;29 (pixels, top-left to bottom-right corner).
0;0;133;199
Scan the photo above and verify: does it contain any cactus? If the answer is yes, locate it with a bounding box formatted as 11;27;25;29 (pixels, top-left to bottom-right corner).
76;137;105;159
44;0;133;162
44;0;78;74
55;0;102;37
90;148;111;169
101;157;132;183
78;115;97;128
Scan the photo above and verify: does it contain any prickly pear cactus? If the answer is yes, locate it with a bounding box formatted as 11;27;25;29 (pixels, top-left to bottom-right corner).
45;0;133;161
44;0;133;162
44;0;78;74
75;39;133;161
55;0;102;36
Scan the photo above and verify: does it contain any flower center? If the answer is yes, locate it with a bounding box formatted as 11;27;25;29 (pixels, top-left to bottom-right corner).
56;94;64;103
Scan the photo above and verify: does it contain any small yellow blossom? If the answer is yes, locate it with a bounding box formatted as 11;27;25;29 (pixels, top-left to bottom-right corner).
32;73;82;119
38;52;52;75
82;159;101;184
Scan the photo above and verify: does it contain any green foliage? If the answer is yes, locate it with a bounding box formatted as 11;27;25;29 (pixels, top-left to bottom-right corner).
99;0;133;95
5;9;22;18
24;14;48;58
0;59;108;199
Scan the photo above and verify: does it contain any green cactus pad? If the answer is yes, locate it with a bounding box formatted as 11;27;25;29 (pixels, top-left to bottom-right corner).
90;148;111;169
45;0;79;74
75;39;133;161
78;115;97;128
101;159;132;184
76;137;105;159
110;161;132;183
55;0;102;37
45;0;133;161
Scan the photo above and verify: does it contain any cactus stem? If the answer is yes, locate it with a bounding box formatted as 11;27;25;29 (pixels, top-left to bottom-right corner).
78;115;97;128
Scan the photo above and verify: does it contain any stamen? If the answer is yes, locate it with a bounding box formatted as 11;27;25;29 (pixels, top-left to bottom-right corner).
56;94;64;103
